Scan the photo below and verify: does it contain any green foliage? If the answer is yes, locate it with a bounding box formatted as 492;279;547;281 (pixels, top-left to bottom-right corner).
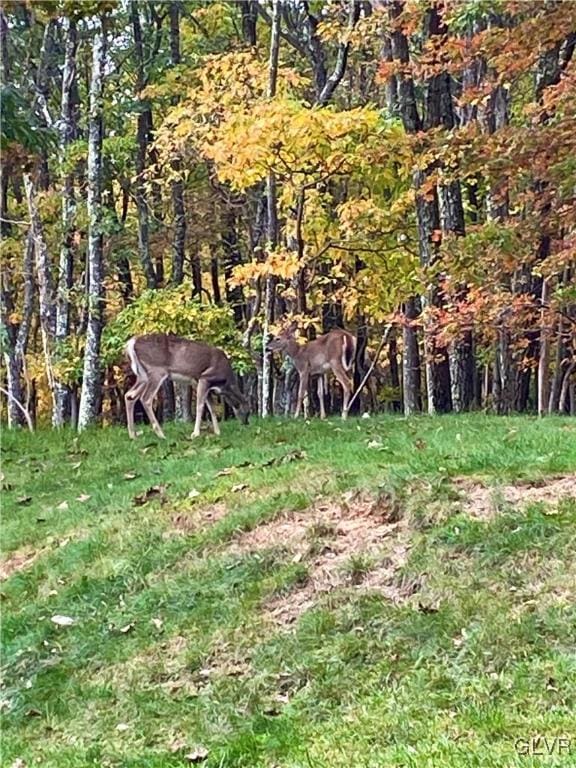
102;283;253;372
0;85;56;154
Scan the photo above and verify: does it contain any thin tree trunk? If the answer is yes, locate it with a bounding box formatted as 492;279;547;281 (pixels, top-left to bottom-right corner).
559;362;575;413
440;183;474;412
24;173;56;415
241;0;258;47
261;0;281;418
1;231;33;427
54;17;78;426
537;279;551;416
78;19;106;430
222;210;245;324
131;1;156;289
402;297;421;414
169;1;186;287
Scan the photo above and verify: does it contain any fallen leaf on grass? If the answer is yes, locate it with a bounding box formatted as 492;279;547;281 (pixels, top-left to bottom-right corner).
57;501;69;511
151;617;163;631
281;450;306;463
123;471;139;481
119;623;135;634
216;468;233;477
17;496;32;506
116;722;130;732
188;488;201;499
76;494;91;503
231;483;248;493
133;485;167;506
185;746;209;763
50;615;75;627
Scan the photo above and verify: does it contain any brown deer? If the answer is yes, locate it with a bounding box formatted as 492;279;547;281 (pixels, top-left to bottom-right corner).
124;333;249;439
267;324;356;419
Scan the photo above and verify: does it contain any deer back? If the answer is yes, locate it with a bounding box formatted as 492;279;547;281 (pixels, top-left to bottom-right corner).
131;334;234;384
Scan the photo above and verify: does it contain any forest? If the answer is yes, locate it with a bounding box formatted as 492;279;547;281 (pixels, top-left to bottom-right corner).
1;0;575;429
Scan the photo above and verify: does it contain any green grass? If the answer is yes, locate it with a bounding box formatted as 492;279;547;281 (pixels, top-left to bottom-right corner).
1;414;576;767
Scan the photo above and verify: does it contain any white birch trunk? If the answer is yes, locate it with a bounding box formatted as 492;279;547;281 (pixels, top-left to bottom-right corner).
78;20;106;430
54;17;78;426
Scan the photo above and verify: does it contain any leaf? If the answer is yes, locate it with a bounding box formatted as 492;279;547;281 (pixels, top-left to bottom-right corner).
188;488;201;499
123;471;139;480
57;501;69;511
133;485;167;506
119;623;135;634
17;496;32;506
280;450;306;464
76;494;91;503
185;746;209;763
216;468;233;477
116;723;130;732
50;615;75;626
151;617;163;631
231;483;248;493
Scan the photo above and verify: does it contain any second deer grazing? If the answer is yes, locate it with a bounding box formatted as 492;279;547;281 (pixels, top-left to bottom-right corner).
267;324;357;419
125;333;249;439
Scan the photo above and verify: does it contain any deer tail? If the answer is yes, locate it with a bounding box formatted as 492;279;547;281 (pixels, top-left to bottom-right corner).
342;333;356;372
126;337;148;382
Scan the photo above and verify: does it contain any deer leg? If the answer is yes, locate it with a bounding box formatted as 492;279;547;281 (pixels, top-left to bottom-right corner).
294;371;308;419
140;375;168;439
333;366;353;420
192;378;210;438
205;393;221;436
125;379;147;439
317;376;326;419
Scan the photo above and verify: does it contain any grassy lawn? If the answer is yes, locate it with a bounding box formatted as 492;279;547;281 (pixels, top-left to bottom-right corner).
1;414;576;767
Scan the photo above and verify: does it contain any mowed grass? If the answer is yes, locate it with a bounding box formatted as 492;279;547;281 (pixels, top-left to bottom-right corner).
1;414;576;768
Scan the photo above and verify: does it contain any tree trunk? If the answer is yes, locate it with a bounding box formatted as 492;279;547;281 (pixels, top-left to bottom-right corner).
241;0;258;47
54;17;78;426
24;173;57;416
261;0;281;418
169;1;186;287
388;1;422;414
559;362;576;413
1;230;34;427
439;182;475;411
131;1;157;289
78;19;106;430
402;297;421;414
537;279;551;416
222;210;245;324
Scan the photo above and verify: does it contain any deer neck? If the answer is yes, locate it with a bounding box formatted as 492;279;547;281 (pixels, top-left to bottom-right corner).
284;338;308;367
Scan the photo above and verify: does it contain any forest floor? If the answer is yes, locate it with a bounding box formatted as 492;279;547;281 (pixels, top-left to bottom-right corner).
2;414;576;768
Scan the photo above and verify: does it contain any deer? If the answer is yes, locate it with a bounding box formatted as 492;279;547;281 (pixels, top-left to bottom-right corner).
124;333;249;440
267;323;356;419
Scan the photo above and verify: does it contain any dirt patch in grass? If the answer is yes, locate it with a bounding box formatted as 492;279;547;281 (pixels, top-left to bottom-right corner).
0;532;83;581
166;502;229;536
454;474;576;519
0;546;45;581
229;491;413;626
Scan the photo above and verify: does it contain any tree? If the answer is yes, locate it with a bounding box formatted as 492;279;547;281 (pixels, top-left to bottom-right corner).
78;15;106;430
